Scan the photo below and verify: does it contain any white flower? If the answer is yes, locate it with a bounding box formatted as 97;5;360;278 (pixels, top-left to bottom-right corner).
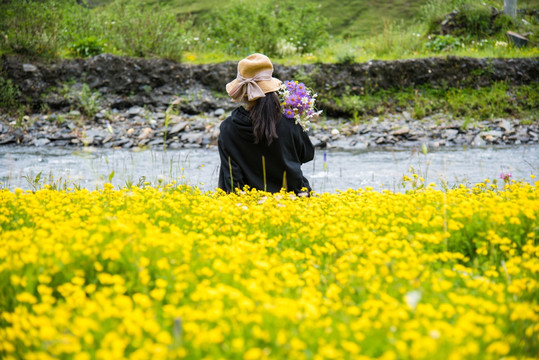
404;290;422;310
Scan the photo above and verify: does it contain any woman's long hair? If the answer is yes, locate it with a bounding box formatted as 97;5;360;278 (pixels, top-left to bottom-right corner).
249;91;281;145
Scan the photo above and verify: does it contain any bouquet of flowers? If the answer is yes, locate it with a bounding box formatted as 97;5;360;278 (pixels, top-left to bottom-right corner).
278;80;322;131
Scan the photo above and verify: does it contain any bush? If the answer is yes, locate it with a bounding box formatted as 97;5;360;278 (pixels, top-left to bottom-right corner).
425;34;463;52
0;0;67;58
454;2;494;37
202;0;329;57
421;0;514;38
369;20;425;58
0;0;191;61
69;36;107;58
95;1;192;60
335;50;357;64
76;83;102;118
0;75;21;112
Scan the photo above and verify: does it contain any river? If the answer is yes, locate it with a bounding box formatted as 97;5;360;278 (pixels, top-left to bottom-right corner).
1;145;537;192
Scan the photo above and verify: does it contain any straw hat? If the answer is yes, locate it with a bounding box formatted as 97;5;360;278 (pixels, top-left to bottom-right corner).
226;53;282;102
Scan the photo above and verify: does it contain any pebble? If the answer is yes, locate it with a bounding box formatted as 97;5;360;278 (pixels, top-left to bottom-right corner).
0;107;537;150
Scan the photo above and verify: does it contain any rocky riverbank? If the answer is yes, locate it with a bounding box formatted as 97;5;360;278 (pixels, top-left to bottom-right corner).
1;106;537;150
1;54;538;149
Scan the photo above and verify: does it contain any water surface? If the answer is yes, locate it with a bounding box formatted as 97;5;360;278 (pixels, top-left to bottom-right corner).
1;145;537;192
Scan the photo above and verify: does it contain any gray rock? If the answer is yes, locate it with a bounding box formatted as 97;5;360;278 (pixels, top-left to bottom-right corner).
349;139;368;150
167;121;188;136
402;111;412;121
167;142;182;149
452;134;467;145
309;136;324;148
22;64;38;72
95;110;107;119
137;127;153;140
391;125;410;136
128;106;143;116
0;134;15;145
326;138;350;149
112;138;130;147
210;127;220;141
53;140;70;147
471;133;485;146
85;128;110;139
515;127;529;141
33;138;50;146
442;129;459;140
22;134;33;144
214;108;225;117
316;134;330;144
122;140;134;148
181;132;204;144
498;119;513;133
47;131;75;141
375;136;387;144
148;138;164;146
482;130;503;142
201;134;213;146
483;130;503;137
138;138;150;146
190;121;206;131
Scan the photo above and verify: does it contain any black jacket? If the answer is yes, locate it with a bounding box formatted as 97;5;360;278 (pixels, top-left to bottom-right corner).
218;106;314;193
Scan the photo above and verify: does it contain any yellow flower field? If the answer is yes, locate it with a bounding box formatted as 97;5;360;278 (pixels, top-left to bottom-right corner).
0;181;538;360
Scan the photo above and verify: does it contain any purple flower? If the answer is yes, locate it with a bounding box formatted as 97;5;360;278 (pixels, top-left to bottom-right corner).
278;79;322;131
500;172;512;182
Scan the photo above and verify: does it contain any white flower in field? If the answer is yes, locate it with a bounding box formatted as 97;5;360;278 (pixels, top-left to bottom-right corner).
404;290;422;310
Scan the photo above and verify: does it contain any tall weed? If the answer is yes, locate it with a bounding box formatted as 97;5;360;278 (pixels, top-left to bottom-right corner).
0;0;70;58
96;1;192;60
201;0;329;57
0;0;192;61
370;21;425;57
0;75;21;112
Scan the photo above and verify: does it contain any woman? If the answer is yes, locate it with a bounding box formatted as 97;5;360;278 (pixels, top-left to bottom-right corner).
218;53;314;194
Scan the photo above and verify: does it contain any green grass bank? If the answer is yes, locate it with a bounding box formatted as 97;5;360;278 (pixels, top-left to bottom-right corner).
0;0;538;63
0;1;538;124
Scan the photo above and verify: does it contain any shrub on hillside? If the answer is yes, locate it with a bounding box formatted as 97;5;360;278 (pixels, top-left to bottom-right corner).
69;36;107;58
0;75;21;112
0;0;192;61
202;0;329;57
425;34;463;52
95;1;192;60
0;0;67;58
421;0;516;38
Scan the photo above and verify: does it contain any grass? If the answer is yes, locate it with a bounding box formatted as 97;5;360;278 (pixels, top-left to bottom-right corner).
92;0;539;38
1;0;538;63
320;81;539;121
0;0;537;123
0;180;538;358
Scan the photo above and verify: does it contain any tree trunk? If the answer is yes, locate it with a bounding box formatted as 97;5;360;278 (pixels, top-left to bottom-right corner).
504;0;517;18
